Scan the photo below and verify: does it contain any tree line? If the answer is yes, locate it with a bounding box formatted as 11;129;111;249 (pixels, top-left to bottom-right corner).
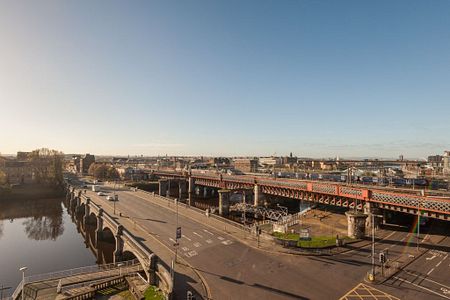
88;163;120;180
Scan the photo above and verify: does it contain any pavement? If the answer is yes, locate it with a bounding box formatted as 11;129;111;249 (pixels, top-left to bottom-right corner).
73;179;450;300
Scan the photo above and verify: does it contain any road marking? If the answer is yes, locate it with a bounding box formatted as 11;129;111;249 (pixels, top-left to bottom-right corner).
182;235;192;241
427;268;435;276
169;237;176;243
181;246;190;252
404;270;450;290
426;255;437;261
193;242;201;248
203;229;214;235
206;239;213;244
193;232;203;238
221;240;233;245
339;283;400;300
185;250;198;258
393;276;450;299
217;236;225;241
437;261;443;267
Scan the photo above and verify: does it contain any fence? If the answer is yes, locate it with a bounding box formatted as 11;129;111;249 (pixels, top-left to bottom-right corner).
139;190;253;233
10;260;139;300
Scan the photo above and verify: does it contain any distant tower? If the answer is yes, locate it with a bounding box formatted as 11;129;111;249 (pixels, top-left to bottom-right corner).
290;152;293;158
399;154;404;161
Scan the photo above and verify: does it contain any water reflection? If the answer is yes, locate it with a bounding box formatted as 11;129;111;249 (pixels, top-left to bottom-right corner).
0;197;65;241
70;203;116;265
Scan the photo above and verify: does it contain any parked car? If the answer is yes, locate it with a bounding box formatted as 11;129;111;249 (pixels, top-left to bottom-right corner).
97;192;106;196
106;195;114;201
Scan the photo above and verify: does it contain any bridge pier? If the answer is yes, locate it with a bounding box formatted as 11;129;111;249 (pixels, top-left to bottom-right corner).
179;180;188;200
113;225;124;263
96;208;104;244
364;202;383;231
254;184;262;207
218;190;230;216
159;180;168;197
83;198;91;223
345;211;367;239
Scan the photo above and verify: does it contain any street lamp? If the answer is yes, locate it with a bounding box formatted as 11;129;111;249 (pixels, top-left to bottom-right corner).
19;266;27;300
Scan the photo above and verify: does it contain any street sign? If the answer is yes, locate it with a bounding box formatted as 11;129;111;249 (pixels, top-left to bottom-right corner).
176;227;182;239
299;229;311;240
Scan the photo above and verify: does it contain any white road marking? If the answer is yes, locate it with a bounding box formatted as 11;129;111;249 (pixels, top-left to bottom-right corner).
193;232;203;238
427;268;435;276
404;270;450;290
437;261;443;267
206;239;213;244
169;237;176;243
217;236;225;241
221;240;233;245
193;242;201;248
393;276;450;299
182;235;192;241
185;250;198;258
426;255;437;261
181;246;190;252
203;229;214;235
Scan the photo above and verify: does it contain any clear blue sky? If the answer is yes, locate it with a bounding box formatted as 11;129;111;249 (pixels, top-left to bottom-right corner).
0;1;449;158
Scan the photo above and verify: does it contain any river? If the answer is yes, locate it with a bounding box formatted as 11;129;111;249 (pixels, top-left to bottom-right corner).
0;196;97;297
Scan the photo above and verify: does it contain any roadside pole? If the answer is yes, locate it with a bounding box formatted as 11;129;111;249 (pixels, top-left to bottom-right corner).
371;212;375;278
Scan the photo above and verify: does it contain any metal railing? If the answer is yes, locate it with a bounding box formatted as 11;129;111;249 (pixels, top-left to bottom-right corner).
10;260;139;300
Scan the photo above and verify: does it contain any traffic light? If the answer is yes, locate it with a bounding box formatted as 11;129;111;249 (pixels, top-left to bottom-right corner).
379;252;386;264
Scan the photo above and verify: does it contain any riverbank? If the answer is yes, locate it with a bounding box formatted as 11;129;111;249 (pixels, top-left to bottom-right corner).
0;183;64;201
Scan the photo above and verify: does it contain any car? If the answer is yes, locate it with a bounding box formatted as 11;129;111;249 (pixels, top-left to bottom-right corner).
97;192;106;196
106;195;114;201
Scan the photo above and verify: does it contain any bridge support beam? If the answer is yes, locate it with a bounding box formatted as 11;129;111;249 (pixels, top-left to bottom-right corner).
159;180;168;197
345;211;367;239
146;254;158;285
218;190;230;216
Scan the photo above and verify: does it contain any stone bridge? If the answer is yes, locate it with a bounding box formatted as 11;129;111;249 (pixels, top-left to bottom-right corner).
65;186;173;297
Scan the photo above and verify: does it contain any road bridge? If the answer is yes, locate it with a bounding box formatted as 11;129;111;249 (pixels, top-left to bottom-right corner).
63;186;173;298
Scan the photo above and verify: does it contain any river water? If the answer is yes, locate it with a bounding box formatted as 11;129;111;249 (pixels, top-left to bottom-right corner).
0;196;97;297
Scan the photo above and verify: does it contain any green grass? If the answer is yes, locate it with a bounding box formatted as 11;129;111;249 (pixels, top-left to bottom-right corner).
273;232;352;248
144;286;165;300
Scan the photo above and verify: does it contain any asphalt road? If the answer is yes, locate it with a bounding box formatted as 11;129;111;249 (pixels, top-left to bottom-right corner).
74;179;450;300
86;185;371;300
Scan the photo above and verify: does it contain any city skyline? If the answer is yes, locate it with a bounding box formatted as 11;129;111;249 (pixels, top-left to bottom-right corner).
1;1;450;157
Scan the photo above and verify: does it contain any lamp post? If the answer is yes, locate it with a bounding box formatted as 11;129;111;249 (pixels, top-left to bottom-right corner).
19;266;27;300
371;213;375;277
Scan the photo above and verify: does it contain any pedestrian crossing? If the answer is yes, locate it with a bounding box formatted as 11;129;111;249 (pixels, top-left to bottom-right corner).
168;228;234;258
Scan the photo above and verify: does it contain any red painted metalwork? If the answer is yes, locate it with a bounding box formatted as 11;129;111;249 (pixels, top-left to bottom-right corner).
152;170;450;217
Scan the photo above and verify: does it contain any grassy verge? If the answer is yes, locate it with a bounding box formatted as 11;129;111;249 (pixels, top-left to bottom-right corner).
144;286;165;300
273;232;352;248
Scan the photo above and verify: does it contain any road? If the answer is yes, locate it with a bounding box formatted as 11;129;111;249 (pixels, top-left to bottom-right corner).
77;180;450;300
86;185;370;299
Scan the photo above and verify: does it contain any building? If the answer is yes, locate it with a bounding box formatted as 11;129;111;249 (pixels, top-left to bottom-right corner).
0;157;33;184
233;158;258;173
80;154;95;175
444;151;450;175
259;157;282;167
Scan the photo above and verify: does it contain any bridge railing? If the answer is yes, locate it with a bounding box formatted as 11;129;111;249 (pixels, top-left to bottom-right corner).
139;190;253;233
11;260;139;300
